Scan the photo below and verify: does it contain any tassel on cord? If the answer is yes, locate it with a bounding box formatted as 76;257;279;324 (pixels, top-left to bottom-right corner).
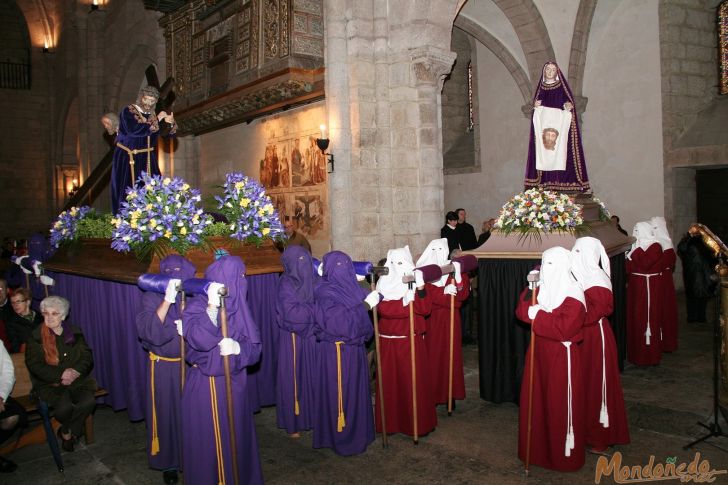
645;324;651;346
336;341;346;432
598;319;610;428
563;342;575;457
292;334;300;416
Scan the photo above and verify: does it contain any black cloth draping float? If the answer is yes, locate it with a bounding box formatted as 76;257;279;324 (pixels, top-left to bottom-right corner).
477;253;627;404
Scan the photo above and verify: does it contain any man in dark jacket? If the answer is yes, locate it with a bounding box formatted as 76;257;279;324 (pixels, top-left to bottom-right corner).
677;233;718;323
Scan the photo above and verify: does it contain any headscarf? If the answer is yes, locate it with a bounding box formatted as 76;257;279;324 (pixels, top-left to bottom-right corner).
415;238;450;287
571;237;611;291
204;256;260;344
29;233;47;262
541;61;561;84
376;246;416;305
537;247;585;312
628;221;659;258
650;216;673;250
316;251;368;308
160;254;196;281
280;245;315;302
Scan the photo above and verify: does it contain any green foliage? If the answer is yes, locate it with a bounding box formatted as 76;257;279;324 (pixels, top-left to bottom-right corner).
76;213;114;239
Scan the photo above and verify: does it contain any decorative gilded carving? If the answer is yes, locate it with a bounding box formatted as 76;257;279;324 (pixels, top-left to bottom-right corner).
264;0;280;59
177;79;315;134
280;0;289;57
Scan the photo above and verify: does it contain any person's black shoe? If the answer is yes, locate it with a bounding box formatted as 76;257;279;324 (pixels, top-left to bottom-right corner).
163;470;179;484
0;456;17;473
57;427;74;452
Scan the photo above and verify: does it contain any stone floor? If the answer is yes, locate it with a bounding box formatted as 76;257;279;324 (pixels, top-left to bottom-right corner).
3;295;728;484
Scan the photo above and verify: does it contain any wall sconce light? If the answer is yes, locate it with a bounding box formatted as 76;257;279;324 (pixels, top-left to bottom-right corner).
316;124;334;173
42;40;50;54
90;0;100;11
68;178;80;198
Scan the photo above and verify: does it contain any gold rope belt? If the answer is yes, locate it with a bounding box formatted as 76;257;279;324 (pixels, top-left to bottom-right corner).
149;351;181;456
209;376;226;485
117;136;153;174
292;333;300;416
335;341;346;432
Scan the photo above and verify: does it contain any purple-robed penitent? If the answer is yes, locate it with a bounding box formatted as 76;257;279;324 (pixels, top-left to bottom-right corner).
524;62;590;192
135;255;196;471
181;256;263;485
111;105;171;214
276;246;319;434
313;251;375;456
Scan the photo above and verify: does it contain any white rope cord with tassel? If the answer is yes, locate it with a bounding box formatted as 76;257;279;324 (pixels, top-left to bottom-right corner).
563;341;574;457
598;318;609;428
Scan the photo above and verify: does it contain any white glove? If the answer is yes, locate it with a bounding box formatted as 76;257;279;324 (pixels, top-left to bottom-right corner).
207;282;225;308
364;291;380;309
40;275;55;286
528;304;544;321
355;273;365;282
16;256;32;275
403;288;415;306
444;284;457;296
414;269;425;288
32;260;42;277
164;278;181;303
218;337;241;356
527;269;540;290
175;319;183;336
452;261;462;284
317;263;323;276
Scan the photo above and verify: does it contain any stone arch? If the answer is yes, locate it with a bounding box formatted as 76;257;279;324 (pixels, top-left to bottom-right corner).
567;0;598;98
13;0;55;50
491;0;555;86
0;0;31;63
453;15;532;105
110;44;159;113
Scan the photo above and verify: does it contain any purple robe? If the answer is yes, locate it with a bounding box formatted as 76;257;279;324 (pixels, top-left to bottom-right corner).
181;256;263;485
275;246;319;433
246;273;279;409
313;251;375;456
135;255;196;471
524;62;590;192
111;105;173;214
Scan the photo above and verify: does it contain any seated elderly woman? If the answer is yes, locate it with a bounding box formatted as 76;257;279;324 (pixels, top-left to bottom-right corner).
25;296;96;452
7;288;43;352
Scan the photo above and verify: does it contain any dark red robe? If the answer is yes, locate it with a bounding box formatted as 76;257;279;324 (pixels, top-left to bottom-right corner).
626;243;663;365
424;274;470;405
581;286;630;448
374;292;437;437
657;248;679;352
515;289;586;472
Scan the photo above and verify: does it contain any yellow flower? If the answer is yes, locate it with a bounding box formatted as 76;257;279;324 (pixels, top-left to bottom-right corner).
240;198;250;208
146;204;153;210
192;215;199;224
182;183;190;191
180;227;187;235
149;219;156;227
164;231;172;238
234;181;245;190
70;207;78;216
262;227;270;236
130;221;137;229
258;209;265;217
53;221;62;229
163;177;171;186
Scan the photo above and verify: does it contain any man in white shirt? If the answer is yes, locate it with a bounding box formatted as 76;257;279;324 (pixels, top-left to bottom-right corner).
0;341;23;473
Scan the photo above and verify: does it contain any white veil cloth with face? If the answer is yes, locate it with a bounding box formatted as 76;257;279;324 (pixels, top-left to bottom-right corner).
376;246;416;305
415;238;450;287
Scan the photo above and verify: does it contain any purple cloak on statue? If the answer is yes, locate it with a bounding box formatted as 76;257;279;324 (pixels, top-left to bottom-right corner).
275;245;319;434
181;256;263;485
135;255;196;471
313;251;375;456
111;104;172;214
524;62;590;192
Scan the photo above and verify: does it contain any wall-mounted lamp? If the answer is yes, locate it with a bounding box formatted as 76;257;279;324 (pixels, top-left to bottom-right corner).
316;124;334;173
68;178;80;198
42;40;50;54
90;0;100;11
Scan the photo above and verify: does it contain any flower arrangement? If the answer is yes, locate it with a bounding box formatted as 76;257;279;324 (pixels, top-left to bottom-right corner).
50;206;94;248
111;173;213;258
592;196;611;222
215;172;284;245
494;187;584;238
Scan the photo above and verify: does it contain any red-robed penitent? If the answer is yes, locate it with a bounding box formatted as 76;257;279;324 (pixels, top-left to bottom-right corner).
424;273;470;404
